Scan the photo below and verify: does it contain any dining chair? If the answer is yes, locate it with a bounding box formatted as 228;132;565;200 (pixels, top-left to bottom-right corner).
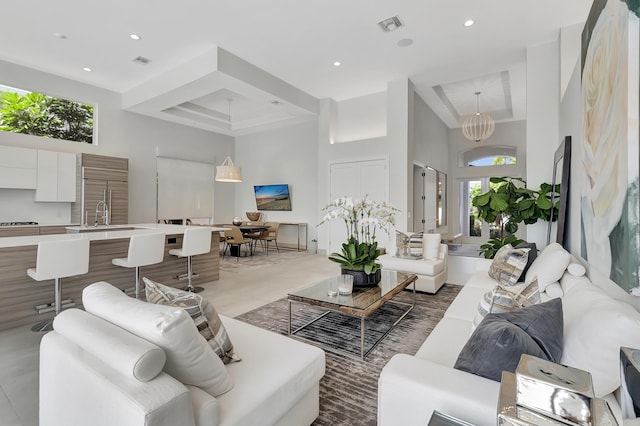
254;222;280;256
223;226;253;261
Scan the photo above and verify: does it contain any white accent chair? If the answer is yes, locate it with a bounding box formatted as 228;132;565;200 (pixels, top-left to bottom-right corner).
112;233;166;299
27;238;90;331
169;227;212;293
378;233;448;293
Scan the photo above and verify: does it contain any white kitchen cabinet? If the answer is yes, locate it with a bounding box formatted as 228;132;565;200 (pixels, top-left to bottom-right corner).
35;150;77;202
0;145;37;189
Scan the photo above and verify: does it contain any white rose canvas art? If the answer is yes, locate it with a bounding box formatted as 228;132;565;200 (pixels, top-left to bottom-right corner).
581;0;640;294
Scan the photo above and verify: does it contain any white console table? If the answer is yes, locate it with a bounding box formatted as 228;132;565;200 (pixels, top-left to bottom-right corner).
277;222;308;252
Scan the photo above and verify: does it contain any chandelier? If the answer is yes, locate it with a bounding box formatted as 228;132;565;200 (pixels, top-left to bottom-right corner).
461;91;495;143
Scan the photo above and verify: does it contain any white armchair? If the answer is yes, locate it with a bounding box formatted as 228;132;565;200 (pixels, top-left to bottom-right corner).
379;233;448;293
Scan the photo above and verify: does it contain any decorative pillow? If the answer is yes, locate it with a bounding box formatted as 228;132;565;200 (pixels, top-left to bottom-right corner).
488;244;530;286
53;308;166;383
524;242;571;291
395;231;423;259
82;281;233;397
544;282;564;299
514;242;537;282
423;233;441;260
567;263;586;277
144;277;239;364
472;279;541;329
455;298;563;382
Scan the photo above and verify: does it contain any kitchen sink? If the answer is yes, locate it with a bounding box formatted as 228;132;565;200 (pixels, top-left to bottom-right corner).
66;225;136;233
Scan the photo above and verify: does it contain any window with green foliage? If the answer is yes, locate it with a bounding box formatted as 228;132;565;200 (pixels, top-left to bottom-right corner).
0;85;94;144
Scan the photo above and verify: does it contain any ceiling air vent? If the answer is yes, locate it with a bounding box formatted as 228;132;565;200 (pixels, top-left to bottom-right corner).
378;16;403;32
132;56;151;65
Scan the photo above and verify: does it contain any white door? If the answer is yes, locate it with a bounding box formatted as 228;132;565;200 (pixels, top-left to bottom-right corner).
328;159;388;254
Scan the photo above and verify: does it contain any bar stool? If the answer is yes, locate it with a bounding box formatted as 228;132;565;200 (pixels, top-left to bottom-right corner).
169;227;211;293
112;232;166;299
28;238;90;332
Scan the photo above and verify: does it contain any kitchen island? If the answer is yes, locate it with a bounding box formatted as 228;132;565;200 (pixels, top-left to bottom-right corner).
0;224;227;331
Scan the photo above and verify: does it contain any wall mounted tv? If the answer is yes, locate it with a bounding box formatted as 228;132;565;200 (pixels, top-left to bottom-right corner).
254;184;292;211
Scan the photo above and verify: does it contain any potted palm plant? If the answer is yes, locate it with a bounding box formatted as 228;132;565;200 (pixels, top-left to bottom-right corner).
318;196;399;286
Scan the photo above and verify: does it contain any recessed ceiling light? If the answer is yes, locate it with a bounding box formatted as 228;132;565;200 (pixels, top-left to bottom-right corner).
464;20;475;27
397;38;413;47
53;32;67;39
129;34;141;40
333;61;341;67
82;67;92;72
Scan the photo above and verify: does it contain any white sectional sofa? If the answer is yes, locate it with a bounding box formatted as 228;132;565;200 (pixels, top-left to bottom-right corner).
378;253;640;425
39;281;325;426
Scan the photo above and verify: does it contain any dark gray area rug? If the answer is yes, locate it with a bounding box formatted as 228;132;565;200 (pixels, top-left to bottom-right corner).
235;283;461;426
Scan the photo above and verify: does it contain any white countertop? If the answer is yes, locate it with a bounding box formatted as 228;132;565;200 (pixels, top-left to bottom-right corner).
0;223;230;248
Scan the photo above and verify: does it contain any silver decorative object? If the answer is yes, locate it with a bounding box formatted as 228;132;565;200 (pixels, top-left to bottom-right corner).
497;356;618;426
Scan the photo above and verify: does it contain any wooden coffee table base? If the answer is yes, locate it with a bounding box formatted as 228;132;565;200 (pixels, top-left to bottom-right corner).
288;281;416;360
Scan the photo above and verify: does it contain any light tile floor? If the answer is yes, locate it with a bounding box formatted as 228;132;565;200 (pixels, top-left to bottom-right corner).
0;251;336;426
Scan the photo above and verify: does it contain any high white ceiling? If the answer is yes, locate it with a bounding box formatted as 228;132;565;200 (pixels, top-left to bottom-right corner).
0;0;593;135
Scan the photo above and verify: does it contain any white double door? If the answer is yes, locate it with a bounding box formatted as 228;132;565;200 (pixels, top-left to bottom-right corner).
328;158;388;255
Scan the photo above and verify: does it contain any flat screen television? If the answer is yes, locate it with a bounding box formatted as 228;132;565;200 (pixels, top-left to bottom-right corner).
254;184;292;211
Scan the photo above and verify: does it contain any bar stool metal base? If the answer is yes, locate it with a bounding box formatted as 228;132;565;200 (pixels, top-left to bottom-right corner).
185;257;204;293
31;320;54;332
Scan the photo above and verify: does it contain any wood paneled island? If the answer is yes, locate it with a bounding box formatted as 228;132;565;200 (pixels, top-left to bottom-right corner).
0;224;227;331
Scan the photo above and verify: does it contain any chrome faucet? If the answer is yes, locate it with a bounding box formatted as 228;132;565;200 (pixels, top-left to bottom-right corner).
95;201;110;226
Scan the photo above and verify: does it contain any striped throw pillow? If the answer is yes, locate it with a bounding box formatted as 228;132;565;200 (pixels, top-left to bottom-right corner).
488;244;531;286
472;279;541;330
143;277;240;364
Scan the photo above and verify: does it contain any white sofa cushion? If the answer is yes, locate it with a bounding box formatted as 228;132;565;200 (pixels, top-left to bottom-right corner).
83;281;233;397
415;317;473;367
561;277;640;397
423;233;441;260
379;255;444;276
217;316;325;425
53;308;166;382
524;242;571;291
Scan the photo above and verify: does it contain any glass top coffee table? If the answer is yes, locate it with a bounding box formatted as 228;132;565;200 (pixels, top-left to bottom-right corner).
287;269;417;360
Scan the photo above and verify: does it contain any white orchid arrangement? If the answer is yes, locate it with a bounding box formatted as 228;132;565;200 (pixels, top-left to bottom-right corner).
318;196;399;274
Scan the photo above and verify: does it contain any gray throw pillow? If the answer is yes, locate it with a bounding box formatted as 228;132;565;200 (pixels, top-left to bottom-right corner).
454;298;563;382
515;242;537;282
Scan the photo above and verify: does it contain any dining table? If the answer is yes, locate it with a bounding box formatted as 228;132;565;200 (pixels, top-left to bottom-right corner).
220;224;270;257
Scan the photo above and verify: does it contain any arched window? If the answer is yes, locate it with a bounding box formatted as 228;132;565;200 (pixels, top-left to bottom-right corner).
459;145;517;167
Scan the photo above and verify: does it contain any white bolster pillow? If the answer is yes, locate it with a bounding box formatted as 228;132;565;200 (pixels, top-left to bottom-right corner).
53;308;166;382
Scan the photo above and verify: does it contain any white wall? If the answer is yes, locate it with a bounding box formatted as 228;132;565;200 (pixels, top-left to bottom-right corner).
525;41;561;248
0;59;235;225
413;94;449;173
335;92;387;143
234;120;319;246
413;92;450;233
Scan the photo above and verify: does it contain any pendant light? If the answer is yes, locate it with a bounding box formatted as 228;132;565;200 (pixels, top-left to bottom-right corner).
461;91;495;143
215;99;243;182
